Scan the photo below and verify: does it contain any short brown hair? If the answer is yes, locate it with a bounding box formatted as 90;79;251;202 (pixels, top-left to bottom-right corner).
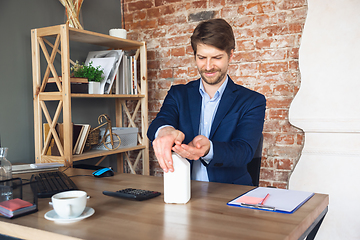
191;18;235;56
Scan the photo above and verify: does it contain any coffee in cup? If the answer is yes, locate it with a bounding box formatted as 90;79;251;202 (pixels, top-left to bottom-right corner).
51;190;87;219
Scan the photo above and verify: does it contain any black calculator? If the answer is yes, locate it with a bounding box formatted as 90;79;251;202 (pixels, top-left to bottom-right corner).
103;188;161;201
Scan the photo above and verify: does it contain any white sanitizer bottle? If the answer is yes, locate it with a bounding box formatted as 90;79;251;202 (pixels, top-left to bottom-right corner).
164;152;191;204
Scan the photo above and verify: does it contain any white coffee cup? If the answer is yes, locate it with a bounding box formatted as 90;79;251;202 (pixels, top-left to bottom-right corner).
109;28;127;39
51;190;87;219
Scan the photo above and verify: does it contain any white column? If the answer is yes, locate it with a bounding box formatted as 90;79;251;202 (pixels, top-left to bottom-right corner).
289;0;360;239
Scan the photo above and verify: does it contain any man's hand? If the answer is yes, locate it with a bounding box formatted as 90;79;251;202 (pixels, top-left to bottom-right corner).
172;135;210;160
152;126;184;173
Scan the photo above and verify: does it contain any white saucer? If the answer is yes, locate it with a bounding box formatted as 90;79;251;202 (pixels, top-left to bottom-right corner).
44;207;95;224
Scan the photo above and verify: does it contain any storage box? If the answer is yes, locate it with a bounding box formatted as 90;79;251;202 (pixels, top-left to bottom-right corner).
44;82;88;93
44;77;89;93
92;127;138;150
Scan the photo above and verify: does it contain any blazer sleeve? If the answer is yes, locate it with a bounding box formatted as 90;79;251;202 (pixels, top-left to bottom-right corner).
209;91;266;169
147;86;180;141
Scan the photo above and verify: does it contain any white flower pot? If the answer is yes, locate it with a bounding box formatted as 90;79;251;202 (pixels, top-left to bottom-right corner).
88;82;101;94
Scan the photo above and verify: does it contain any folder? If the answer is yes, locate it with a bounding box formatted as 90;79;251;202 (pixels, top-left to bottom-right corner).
227;187;314;214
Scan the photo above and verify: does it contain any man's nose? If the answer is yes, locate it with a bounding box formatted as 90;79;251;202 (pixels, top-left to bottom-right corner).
205;58;213;70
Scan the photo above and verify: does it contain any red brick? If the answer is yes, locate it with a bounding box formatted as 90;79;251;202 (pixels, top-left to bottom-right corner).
191;0;207;9
288;47;299;59
148;60;160;70
173;67;188;78
279;0;307;10
158;14;187;26
236;40;255;51
254;85;272;96
253;14;277;26
233;51;260;63
160;5;176;15
238;62;259;76
160;35;189;48
155;0;182;7
266;97;292;108
260;61;288;73
288;23;304;34
221;7;240;18
275;170;290;182
209;0;225;8
147;8;161;19
133;10;146;21
260;168;275;180
127;1;154;12
244;2;265;15
275;134;295;145
158;80;172;89
160;69;173;79
267;109;288;120
229;16;253;28
272;182;288;189
260;49;287;61
171;47;186;57
261;25;288;37
273;84;294;96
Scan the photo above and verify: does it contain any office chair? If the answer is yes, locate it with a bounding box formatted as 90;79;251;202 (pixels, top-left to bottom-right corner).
247;135;263;186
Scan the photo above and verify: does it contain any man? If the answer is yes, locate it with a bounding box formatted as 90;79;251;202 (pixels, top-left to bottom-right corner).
147;18;266;185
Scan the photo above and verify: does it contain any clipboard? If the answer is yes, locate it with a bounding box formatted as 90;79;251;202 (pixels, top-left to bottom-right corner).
227;187;314;214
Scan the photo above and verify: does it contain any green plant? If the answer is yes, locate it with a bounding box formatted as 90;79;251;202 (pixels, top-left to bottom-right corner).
71;61;104;82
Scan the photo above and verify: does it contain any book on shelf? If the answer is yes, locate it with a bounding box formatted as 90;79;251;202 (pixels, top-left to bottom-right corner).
115;53;139;95
43;123;89;156
74;124;91;155
0;198;37;218
85;50;124;94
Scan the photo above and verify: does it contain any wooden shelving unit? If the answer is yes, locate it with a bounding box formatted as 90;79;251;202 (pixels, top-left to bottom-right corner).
31;24;149;175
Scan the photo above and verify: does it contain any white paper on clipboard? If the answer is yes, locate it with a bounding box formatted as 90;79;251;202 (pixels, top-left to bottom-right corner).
227;187;314;214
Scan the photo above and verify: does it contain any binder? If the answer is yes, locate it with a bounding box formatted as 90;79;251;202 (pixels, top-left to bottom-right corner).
227;187;314;214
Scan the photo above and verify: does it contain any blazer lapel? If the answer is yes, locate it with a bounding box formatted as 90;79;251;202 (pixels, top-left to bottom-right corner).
209;78;237;139
188;80;201;136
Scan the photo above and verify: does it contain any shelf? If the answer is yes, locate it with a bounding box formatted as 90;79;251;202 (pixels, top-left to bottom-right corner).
31;24;149;175
35;24;143;49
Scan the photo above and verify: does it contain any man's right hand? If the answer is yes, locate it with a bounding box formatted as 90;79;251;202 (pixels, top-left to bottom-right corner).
152;126;185;173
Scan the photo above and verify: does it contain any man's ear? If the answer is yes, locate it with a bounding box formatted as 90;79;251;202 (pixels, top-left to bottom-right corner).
229;49;234;62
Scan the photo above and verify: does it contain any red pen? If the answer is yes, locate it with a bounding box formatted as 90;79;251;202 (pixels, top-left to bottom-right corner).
260;193;270;205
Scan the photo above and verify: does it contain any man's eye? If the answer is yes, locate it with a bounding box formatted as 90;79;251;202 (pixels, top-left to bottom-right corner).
198;56;204;59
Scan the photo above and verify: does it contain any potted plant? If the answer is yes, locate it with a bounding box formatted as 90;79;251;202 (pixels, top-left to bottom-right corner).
71;61;104;94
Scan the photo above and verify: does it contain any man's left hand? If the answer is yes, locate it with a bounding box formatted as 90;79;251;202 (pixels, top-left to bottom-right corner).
172;135;210;160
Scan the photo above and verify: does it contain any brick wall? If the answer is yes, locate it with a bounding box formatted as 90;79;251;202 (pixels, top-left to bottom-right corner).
123;0;308;188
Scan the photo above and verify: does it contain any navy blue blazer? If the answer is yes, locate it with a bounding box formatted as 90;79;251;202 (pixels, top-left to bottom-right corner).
147;76;266;185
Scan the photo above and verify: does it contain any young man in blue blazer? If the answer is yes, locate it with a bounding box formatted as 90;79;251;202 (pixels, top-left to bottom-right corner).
147;18;266;185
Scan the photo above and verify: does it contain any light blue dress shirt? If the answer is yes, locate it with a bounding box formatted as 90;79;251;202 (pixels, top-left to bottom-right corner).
192;76;228;181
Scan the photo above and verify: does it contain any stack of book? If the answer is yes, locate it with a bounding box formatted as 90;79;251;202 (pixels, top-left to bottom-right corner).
0;198;37;218
83;49;139;95
43;123;91;156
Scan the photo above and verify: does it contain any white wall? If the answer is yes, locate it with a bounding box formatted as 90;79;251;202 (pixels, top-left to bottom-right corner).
289;0;360;239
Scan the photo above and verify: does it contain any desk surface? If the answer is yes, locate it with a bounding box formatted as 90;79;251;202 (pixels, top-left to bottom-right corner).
0;168;329;240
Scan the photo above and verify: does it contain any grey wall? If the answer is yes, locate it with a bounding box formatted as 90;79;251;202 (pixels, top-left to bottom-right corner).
0;0;122;168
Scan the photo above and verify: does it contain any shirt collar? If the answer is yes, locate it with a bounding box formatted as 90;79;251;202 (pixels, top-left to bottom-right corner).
199;75;229;100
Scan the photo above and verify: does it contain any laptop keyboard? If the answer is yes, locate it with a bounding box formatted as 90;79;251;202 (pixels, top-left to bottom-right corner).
31;171;78;198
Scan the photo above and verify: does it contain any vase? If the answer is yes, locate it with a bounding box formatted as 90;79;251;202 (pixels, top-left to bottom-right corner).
88;82;101;94
0;147;12;201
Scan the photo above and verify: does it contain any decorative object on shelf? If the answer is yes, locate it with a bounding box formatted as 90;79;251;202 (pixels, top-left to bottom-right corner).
109;28;127;39
0;148;12;202
59;0;84;29
85;114;121;151
88;82;100;94
71;61;104;94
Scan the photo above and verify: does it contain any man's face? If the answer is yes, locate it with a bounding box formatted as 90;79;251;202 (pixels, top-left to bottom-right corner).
195;44;233;86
